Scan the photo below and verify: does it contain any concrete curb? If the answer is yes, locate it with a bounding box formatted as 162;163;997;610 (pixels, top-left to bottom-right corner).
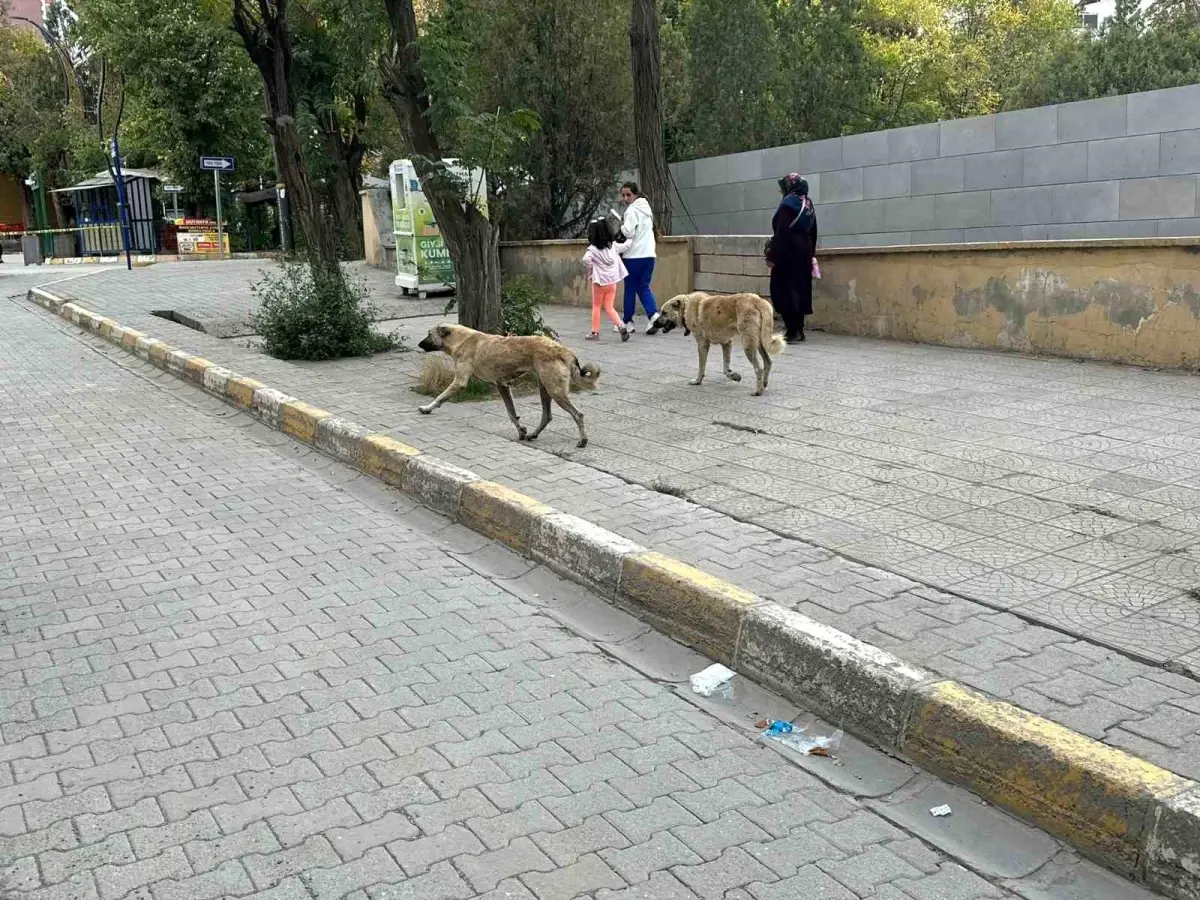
26;286;1200;899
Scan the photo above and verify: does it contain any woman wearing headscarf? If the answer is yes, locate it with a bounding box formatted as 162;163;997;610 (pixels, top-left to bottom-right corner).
766;173;817;343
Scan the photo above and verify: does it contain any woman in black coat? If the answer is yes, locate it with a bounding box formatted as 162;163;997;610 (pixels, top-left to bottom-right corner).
767;173;817;343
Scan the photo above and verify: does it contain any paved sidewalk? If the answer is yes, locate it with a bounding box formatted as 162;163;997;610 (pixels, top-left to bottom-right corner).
4;297;1159;900
40;262;1200;783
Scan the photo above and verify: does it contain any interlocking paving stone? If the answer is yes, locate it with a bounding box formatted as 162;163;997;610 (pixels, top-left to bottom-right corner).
26;263;1200;781
0;286;1171;899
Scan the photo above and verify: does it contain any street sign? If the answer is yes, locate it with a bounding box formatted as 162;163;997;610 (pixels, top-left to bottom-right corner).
200;156;236;172
163;184;185;193
200;156;234;260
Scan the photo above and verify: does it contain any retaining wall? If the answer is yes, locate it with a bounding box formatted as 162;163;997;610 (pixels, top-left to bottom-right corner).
669;84;1200;247
695;235;1200;369
500;236;693;308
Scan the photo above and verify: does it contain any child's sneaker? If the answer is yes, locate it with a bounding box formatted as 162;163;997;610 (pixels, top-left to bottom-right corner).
586;332;600;341
615;322;636;334
619;326;630;342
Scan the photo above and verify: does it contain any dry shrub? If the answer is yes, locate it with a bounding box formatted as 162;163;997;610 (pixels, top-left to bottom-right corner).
414;355;589;401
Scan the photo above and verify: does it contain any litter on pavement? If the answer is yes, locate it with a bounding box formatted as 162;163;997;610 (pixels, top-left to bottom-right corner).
760;719;844;756
690;663;736;699
930;804;953;817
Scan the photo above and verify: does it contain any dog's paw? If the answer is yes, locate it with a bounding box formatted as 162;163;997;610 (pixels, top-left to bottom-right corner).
516;428;529;441
576;438;589;449
752;388;764;397
726;371;742;382
418;405;434;415
688;378;703;386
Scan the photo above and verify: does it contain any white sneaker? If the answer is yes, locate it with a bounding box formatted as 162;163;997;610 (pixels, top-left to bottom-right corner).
615;322;636;334
645;313;662;335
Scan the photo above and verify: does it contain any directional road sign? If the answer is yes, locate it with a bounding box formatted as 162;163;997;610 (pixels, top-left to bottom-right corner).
200;156;236;172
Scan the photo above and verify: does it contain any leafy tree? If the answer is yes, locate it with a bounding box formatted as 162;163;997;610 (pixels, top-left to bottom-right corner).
683;0;782;157
379;0;539;331
75;0;273;200
292;0;390;258
1011;0;1200;107
233;0;339;271
438;0;634;240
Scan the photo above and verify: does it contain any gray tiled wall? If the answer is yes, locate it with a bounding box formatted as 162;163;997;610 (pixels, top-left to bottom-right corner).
667;84;1200;246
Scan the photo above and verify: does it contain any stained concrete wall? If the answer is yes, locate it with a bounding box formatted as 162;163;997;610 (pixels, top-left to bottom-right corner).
361;188;396;271
669;85;1200;247
500;237;693;309
694;234;1200;369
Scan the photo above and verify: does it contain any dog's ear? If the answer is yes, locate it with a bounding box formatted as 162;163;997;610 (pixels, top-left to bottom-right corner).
438;325;452;338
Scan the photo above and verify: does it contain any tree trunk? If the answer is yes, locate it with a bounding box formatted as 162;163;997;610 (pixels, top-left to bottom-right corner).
323;128;366;259
630;0;672;235
314;99;366;260
451;211;503;331
232;0;340;274
379;0;503;333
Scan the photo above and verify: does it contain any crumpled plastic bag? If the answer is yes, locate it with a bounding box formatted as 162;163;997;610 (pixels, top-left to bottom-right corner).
690;663;736;699
761;719;843;756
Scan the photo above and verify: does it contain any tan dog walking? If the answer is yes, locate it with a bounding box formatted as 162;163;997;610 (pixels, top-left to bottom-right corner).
417;324;600;448
655;292;786;395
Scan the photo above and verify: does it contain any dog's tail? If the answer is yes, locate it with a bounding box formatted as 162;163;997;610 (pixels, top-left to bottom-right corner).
761;306;787;356
571;356;602;389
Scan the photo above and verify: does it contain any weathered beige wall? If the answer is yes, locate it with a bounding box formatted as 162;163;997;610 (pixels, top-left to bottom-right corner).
500;236;694;309
361;188;396;270
694;235;1200;370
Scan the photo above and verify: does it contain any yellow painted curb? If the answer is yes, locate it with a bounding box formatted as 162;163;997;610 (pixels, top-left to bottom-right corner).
183;357;215;385
620;551;764;664
225;376;265;410
903;681;1192;874
97;318;119;339
461;482;553;551
280;399;332;444
359;435;421;488
148;343;171;368
121;329;144;351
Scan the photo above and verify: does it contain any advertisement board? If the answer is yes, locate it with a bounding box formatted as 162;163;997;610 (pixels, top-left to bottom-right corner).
389;159;487;296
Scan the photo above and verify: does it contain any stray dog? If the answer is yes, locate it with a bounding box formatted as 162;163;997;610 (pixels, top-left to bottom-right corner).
417;324;600;448
656;292;785;395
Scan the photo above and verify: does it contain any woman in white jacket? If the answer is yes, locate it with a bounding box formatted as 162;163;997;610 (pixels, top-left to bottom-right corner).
615;182;661;334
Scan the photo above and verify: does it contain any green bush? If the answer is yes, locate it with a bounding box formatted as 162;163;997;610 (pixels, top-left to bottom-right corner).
501;275;557;338
442;275;557;337
252;262;401;361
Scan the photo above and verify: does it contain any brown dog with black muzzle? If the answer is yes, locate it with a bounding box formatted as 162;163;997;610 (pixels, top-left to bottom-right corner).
656;292;785;395
417;324;600;448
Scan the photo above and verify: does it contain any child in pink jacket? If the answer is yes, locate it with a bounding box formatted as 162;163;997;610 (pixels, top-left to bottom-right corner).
582;219;629;341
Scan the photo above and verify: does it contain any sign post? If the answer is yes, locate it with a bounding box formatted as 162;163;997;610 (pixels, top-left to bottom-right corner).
110;138;133;270
200;157;236;260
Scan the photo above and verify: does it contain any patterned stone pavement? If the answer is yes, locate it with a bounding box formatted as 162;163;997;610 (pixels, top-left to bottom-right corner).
20;260;445;338
34;262;1200;783
4;294;1162;900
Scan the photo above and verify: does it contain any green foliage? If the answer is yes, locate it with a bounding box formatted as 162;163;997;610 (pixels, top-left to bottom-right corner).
660;0;1198;161
74;0;274;197
419;0;632;238
443;275;557;337
1007;0;1200;109
252;262;401;360
501;276;555;338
